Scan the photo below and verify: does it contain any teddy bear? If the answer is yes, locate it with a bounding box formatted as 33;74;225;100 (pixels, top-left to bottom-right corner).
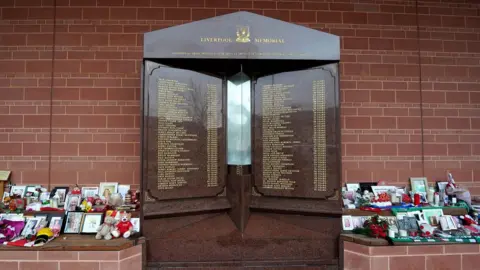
111;211;133;239
96;215;117;240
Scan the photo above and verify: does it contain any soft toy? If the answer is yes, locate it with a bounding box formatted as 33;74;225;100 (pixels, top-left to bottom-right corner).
419;223;435;237
95;215;116;240
445;171;472;208
111;211;133;239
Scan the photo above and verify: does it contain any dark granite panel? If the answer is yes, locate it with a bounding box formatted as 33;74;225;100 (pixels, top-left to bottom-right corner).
144;64;226;202
252;65;339;199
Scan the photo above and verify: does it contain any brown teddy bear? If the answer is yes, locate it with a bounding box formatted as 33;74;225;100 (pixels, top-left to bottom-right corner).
95;215;116;240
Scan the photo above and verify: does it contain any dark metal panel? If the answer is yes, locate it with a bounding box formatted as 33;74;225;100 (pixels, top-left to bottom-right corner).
143;11;340;61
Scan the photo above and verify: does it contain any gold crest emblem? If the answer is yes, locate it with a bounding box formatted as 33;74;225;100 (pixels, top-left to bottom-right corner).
236;26;251;43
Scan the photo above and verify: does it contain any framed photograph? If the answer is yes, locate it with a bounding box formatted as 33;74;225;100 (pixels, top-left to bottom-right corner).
359;182;376;193
50;187;69;207
407;210;427;224
351;216;367;229
99;182;118;200
49;216;64;235
118;184;131;199
410;177;428;194
64;194;82;211
2;191;8;202
371;186;396;196
80;213;103;234
25;186;38;197
342;215;354;231
422;209;444;226
64;211;83;234
21;217;41;237
131;217;140;233
439;215;457;231
81;187;99;198
10;185;26;197
436;181;448;193
346;183;360;192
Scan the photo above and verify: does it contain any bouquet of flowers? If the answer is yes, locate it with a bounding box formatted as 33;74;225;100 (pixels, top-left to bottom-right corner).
352;215;389;238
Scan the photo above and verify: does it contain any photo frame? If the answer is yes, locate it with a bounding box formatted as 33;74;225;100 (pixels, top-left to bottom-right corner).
10;185;26;198
422;209;444;226
342;215;354;231
436;181;448;193
410;177;428;194
64;194;82;211
99;182;118;200
25;186;38;197
80;213;103;234
439;215;457;231
131;217;140;233
407;210;427;224
351;216;367;229
21;217;41;237
81;187;99;198
359;183;376;193
64;211;83;234
118;184;131;199
50;187;69;207
49;216;64;235
346;183;360;192
371;186;396;197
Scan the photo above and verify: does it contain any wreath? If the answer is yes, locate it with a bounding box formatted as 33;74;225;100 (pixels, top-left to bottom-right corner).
352;215;389;238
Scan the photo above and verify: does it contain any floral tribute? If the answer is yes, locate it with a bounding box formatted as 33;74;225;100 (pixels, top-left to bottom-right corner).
352;215;389;238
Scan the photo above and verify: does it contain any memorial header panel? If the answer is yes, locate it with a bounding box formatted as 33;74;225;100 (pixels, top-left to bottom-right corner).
145;63;225;200
144;11;340;61
253;65;339;199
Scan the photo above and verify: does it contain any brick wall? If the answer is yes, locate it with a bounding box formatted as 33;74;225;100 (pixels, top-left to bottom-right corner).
344;241;480;270
0;245;142;269
0;0;478;192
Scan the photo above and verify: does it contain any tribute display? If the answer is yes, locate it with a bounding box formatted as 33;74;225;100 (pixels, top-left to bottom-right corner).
142;11;341;268
146;65;225;200
253;67;337;198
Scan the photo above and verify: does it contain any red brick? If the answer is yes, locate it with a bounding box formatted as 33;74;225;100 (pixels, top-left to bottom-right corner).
423;117;447;129
53;88;80;100
165;8;191;20
345;116;370;129
442;16;466;28
81;60;108;73
205;0;228;8
124;0;149;6
398;117;421;129
52;115;79;128
79;116;107;128
368;13;392;25
343;12;367;24
343;37;368;50
107;115;135;128
278;1;302;10
372;117;396;129
82;34;109;46
370;64;395;76
394;39;418;51
372;144;397;156
137;8;164;20
448;144;472;156
79;143;107;156
0;142;22;155
291;11;316;23
316;11;342;23
107;143;135;156
110;7;137;20
346;144;371;156
108;60;136;74
371;90;395;103
393;14;417;26
447;117;470;129
109;34;137;46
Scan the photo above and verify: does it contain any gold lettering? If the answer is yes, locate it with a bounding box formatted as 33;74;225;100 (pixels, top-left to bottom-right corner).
254;38;285;44
200;37;233;43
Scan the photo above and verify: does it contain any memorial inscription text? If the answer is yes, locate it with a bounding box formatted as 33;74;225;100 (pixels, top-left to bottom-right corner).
157;78;220;190
255;73;328;195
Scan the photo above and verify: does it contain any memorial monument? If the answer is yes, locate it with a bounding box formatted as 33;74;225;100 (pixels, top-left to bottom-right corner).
141;11;341;268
